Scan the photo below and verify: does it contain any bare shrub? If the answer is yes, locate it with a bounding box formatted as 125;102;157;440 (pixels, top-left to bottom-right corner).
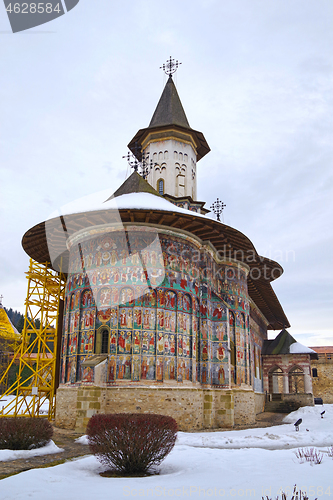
262;484;317;500
87;413;178;475
295;447;323;465
0;417;53;450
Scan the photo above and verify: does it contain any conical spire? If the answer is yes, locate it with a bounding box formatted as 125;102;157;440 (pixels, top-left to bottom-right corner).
128;76;210;162
149;76;190;129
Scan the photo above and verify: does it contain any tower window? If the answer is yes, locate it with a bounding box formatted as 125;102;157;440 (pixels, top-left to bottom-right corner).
158;179;164;195
312;368;318;377
164;150;168;159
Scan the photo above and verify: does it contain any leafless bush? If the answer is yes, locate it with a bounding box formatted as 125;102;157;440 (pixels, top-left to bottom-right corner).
295;448;323;465
262;484;317;500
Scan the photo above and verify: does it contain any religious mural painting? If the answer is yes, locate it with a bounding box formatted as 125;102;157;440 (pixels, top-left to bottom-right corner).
60;227;253;390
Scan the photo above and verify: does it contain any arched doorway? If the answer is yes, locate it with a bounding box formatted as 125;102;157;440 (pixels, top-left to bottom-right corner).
288;366;304;394
268;366;284;396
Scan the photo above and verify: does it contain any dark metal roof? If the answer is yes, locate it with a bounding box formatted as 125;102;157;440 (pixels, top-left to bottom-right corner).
149;75;190;129
128;76;210;162
105;171;162;200
262;329;296;355
263;329;318;359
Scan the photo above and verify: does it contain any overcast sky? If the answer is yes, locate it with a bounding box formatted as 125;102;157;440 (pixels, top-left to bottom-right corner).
0;0;332;346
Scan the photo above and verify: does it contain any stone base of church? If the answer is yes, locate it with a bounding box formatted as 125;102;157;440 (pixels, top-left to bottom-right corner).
55;384;261;432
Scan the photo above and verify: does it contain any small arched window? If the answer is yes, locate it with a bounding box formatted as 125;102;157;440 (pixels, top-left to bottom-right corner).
101;329;109;354
179;152;183;161
184;153;188;162
164;150;168;159
158;179;164;195
312;368;318;378
158;151;163;161
95;327;109;354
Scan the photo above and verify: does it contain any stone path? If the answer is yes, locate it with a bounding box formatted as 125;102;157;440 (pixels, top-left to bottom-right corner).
0;413;287;480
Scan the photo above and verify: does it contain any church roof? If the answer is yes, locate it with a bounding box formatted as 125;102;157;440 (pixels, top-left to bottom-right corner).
22;185;290;330
128;77;210;162
105;171;162;200
149;75;190;129
0;304;21;342
262;329;318;359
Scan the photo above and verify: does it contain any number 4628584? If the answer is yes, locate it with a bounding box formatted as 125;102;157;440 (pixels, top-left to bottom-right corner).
6;3;62;14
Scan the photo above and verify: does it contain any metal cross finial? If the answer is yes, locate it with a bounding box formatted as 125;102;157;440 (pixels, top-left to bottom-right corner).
122;142;141;173
123;143;154;180
210;198;226;222
160;56;182;77
0;294;3;306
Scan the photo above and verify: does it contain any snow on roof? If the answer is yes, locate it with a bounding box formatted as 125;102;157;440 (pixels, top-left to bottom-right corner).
289;342;317;355
47;191;211;223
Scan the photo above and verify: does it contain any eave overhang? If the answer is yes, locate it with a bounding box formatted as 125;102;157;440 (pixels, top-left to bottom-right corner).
128;124;210;162
22;207;289;331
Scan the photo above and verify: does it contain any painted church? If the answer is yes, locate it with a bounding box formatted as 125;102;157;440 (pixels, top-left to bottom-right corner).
22;63;314;431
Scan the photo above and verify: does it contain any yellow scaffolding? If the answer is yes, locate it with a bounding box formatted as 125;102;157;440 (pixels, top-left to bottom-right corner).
0;259;66;419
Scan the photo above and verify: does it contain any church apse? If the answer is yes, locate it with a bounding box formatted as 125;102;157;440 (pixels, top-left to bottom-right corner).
60;225;250;391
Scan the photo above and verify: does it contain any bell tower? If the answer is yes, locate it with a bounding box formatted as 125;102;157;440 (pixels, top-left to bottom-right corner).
128;58;210;201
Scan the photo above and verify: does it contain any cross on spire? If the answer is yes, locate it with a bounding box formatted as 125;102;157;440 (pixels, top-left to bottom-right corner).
160;56;182;77
122;143;154;180
210;198;226;222
0;294;3;306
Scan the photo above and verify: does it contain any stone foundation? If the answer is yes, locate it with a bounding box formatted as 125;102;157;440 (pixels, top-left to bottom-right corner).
55;385;241;432
254;392;265;415
233;388;256;426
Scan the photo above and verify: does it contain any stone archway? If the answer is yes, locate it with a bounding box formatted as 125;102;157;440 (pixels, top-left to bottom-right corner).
288;366;305;394
268;366;284;396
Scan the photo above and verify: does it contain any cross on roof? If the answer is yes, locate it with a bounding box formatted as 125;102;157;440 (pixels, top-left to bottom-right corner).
0;295;3;306
122;143;154;180
160;56;182;77
210;198;226;222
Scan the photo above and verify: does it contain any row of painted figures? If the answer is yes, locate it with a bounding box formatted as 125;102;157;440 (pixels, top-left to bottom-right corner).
63;327;230;361
63;354;229;386
69;234;247;287
67;265;248;301
67;286;243;324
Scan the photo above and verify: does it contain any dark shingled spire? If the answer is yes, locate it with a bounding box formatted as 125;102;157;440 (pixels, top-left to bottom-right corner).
105;171;162;201
128;72;210;161
149;75;190;129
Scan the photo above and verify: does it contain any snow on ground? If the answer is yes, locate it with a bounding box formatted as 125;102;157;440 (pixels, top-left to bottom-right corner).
75;435;89;445
177;404;333;450
0;440;63;462
1;405;332;500
0;395;50;416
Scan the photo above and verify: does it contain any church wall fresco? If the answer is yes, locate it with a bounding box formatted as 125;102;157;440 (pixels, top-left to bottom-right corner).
59;226;253;391
249;304;268;393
